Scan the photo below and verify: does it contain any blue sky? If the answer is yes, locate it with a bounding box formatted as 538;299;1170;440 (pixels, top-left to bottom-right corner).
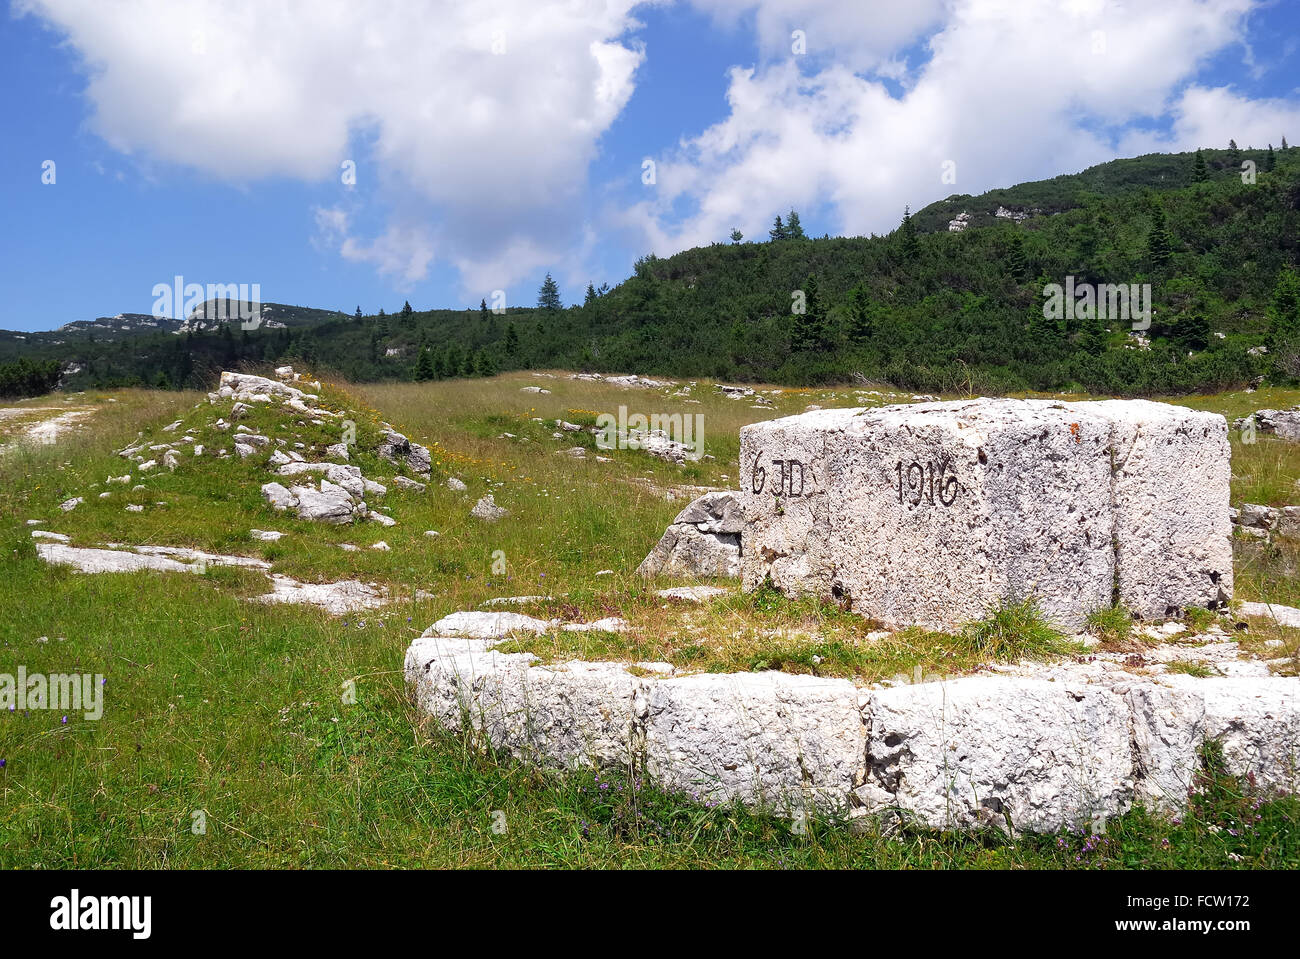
2;0;1299;332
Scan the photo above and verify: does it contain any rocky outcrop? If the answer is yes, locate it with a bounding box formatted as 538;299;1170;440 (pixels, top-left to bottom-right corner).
470;494;508;522
1235;408;1300;440
637;491;742;579
261;480;367;524
377;430;432;476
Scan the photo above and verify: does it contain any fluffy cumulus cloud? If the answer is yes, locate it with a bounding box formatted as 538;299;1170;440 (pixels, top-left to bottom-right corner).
626;0;1279;254
17;0;645;292
18;0;1297;293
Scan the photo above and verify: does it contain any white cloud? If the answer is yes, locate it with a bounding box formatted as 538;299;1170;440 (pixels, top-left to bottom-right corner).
18;0;646;293
685;0;949;73
624;0;1278;255
1121;85;1300;154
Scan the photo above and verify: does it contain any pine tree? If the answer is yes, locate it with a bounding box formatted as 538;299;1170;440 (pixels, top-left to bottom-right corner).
401;301;414;328
480;298;489;320
1265;144;1276;172
413;347;435;381
768;215;786;241
1193;148;1208;183
1269;267;1300;343
584;283;597;306
355;305;363;321
899;206;920;261
1146;206;1174;270
1007;234;1029;282
729;228;743;243
1175;314;1210;352
792;274;827;352
504;322;520;354
846;286;874;341
537;273;563;310
1282;136;1289;151
786;209;806;239
1228;139;1240;164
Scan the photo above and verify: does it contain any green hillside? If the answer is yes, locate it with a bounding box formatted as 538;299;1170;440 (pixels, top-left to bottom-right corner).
5;146;1300;397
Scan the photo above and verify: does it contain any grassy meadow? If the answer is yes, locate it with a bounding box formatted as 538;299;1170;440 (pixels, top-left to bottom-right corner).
0;370;1297;869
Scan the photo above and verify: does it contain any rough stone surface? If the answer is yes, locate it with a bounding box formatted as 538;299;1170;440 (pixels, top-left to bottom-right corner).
741;399;1230;630
255;574;388;614
376;430;433;474
860;677;1133;832
644;671;865;813
407;616;1299;831
1238;408;1300;441
261;479;365;523
36;543;265;575
470;494;508;522
637;491;742;579
655;585;729;603
1240;600;1300;628
1129;677;1300;811
1091;399;1232;617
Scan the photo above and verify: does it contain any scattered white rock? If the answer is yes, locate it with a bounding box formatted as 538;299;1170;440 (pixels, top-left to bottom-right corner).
254;574;388;614
638;491;742;579
471;495;509;522
655;585;729;603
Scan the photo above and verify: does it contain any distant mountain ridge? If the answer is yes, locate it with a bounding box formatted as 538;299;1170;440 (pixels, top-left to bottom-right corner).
1;145;1297;397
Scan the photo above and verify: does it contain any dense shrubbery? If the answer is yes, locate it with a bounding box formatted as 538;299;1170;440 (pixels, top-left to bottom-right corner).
0;358;60;398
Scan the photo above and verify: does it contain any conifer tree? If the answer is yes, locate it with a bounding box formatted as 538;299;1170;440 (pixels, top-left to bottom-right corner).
1146;206;1174;270
899;206;920;260
537;273;563;310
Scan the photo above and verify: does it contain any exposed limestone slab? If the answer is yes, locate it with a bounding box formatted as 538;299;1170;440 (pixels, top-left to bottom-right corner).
860;677;1133;832
644;671;865;814
1239;600;1300;629
425;611;554;639
655;585;729;603
1128;676;1300;812
254;574;388;614
35;543;264;575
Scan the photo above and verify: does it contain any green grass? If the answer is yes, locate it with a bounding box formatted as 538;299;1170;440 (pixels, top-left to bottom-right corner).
1166;660;1217;678
1086;606;1135;648
2;372;1298;868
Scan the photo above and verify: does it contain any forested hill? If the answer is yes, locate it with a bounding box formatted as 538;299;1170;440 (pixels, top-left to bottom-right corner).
4;145;1299;398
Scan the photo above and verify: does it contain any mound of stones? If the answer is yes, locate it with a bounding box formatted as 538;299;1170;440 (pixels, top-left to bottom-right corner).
407;613;1299;832
1232;503;1300;543
637;491;742;578
741;398;1232;630
1235;407;1300;440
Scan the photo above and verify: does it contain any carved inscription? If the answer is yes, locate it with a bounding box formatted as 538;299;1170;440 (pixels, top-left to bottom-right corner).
895;460;959;506
750;451;809;497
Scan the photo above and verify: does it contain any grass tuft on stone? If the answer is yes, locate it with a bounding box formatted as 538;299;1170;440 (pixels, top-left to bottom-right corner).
962;597;1070;660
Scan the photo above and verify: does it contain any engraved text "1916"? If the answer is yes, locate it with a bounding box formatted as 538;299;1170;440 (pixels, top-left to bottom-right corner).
897;460;959;506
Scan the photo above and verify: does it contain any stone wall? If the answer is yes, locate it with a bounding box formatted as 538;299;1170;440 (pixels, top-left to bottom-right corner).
405;629;1299;832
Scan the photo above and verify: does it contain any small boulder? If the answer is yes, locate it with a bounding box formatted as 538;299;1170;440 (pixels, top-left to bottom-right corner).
471;495;509;522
